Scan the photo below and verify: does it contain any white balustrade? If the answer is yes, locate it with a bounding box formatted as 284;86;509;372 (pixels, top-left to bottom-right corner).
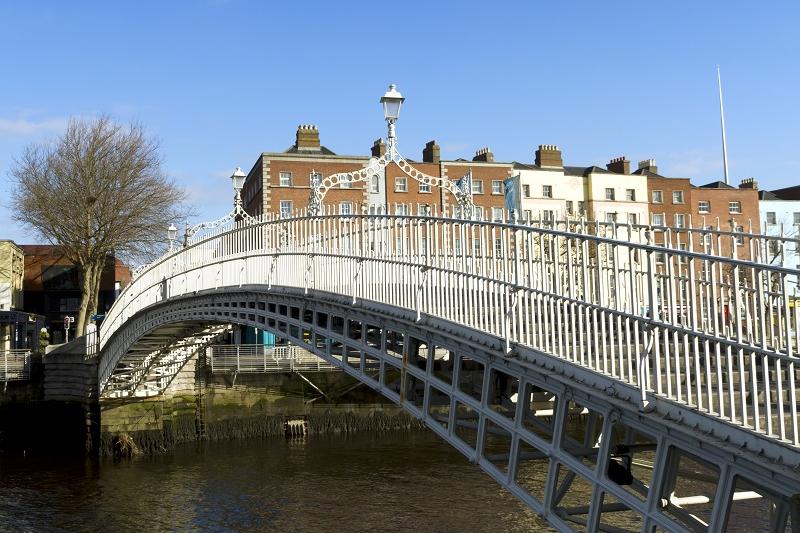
98;209;800;447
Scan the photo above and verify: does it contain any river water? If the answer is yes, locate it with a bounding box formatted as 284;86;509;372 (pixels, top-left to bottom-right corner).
0;431;549;532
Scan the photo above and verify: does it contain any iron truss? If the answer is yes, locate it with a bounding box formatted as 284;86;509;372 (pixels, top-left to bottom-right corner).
94;212;800;531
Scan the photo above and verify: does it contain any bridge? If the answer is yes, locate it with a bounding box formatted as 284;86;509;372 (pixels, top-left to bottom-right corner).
91;209;800;532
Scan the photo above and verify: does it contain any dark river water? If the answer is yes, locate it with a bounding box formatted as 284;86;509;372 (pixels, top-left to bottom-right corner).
0;431;549;532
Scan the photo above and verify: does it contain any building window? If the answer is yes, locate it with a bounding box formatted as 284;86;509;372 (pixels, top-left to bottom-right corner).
491;180;503;194
473;239;482;256
279;200;293;218
339;202;353;215
419;181;431;193
310;172;322;187
472;180;484;194
543;185;553;198
454;239;462;255
794;212;800;225
672;191;684;204
395;177;407;192
474;207;485;220
395;204;408;215
652;213;665;226
494;238;503;256
279;171;292;187
675;214;686;228
522;184;531;198
578;201;585;214
627;213;637;225
652;190;663;203
729;201;741;214
370;175;379;193
735;225;744;244
523;209;533;221
543;210;555;222
418;204;431;216
769;240;781;256
626;189;636;201
492;207;504;222
566;200;574;215
766;212;777;225
605;188;615;201
698;200;710;213
606;212;617;223
339;175;353;189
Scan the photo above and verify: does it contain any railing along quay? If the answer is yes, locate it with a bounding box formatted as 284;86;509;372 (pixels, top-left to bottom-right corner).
98;209;800;448
207;344;341;373
1;349;32;382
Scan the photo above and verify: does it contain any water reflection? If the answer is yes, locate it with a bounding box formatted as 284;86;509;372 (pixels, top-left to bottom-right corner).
0;431;548;532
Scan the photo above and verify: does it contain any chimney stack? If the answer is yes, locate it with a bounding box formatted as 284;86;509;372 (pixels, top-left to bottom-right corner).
637;159;658;174
472;147;494;162
296;124;320;151
371;138;386;158
739;177;758;190
607;156;630;174
422;140;440;163
535;144;563;168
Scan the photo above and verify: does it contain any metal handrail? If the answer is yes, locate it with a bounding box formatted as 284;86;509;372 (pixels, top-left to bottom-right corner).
1;349;32;382
98;209;800;448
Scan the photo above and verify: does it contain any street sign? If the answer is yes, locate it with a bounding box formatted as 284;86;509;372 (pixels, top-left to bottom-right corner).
91;314;105;321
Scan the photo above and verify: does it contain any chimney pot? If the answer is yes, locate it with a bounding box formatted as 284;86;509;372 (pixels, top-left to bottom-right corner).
296;124;320;151
606;156;630;174
473;147;494;162
422;140;440;163
371;138;386;158
535;144;563;168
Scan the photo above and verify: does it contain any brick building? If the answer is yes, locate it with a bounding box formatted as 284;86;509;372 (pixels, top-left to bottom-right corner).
242;126;515;219
21;246;131;342
639;159;760;257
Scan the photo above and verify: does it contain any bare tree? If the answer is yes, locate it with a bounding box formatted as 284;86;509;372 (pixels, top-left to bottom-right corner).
10;116;187;335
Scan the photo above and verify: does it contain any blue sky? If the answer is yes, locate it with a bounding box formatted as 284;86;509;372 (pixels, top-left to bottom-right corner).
1;1;798;244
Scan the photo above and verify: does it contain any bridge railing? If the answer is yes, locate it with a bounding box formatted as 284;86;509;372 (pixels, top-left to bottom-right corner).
99;210;800;447
1;350;32;382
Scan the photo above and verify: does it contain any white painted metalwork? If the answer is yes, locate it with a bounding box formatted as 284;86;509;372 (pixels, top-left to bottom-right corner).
98;209;800;454
0;349;31;381
207;344;341;373
94;208;800;531
308;83;474;217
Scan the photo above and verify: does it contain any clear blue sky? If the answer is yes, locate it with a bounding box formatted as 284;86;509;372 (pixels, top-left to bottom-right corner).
1;1;798;244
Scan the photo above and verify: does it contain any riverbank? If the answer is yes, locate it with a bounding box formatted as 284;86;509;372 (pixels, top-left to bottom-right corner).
1;346;425;458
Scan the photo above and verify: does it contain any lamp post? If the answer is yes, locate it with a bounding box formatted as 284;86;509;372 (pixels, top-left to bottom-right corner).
380;84;405;159
307;84;473;218
167;223;177;251
231;166;246;209
182;166;256;245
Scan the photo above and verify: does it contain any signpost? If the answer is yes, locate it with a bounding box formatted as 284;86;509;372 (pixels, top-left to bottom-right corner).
63;315;75;343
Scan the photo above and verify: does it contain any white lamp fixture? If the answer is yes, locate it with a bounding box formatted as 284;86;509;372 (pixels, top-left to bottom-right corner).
380;84;404;159
167;223;177;242
230;166;246;192
380;84;405;121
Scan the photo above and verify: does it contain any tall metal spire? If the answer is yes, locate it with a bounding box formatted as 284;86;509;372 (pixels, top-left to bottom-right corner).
717;65;730;185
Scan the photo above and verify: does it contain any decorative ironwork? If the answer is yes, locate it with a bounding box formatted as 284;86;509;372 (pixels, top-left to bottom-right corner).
307;145;475;217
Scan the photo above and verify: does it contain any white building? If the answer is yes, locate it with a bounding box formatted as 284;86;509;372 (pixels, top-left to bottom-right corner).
759;188;800;290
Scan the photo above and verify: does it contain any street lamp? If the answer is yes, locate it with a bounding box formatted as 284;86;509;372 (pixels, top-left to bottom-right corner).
380;84;404;159
182;166;256;245
231;166;246;207
167;223;177;251
306;84;473;218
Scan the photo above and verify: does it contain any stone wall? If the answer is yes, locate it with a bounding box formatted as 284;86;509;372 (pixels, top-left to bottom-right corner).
99;354;421;457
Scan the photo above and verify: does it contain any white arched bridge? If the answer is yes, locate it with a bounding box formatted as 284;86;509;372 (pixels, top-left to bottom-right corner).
92;210;799;532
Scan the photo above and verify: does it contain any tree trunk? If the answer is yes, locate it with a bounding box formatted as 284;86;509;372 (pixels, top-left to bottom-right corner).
76;259;103;336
